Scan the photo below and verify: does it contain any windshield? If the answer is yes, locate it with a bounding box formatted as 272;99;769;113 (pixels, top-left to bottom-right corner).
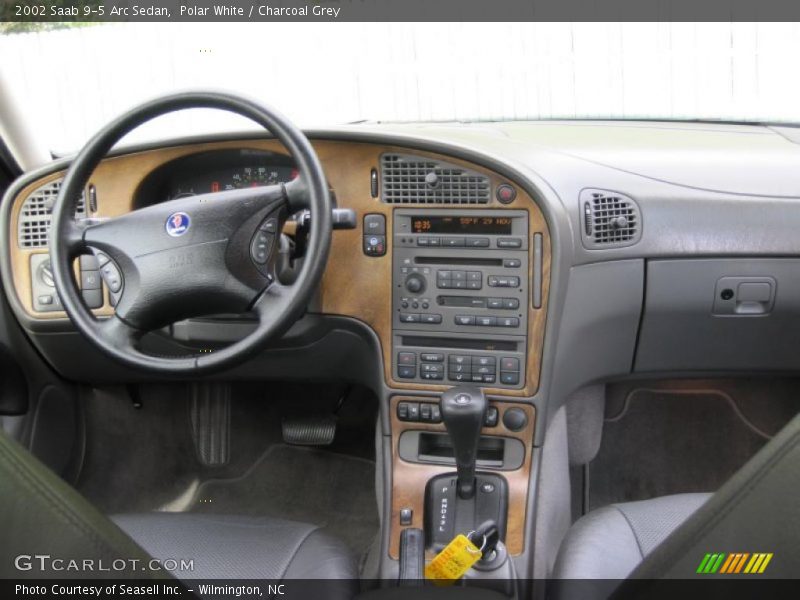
3;22;800;154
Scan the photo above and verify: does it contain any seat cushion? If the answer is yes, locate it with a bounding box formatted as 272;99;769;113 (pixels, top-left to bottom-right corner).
553;493;711;580
112;513;358;581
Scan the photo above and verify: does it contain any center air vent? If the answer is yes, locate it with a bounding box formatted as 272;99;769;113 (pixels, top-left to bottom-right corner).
581;189;641;249
380;153;490;204
18;179;86;249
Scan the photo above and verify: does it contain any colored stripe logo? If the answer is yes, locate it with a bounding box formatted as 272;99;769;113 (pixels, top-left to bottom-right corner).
696;552;773;574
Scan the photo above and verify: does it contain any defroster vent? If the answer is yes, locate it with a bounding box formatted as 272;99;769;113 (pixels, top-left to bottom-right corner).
381;153;490;204
581;189;641;249
18;179;86;249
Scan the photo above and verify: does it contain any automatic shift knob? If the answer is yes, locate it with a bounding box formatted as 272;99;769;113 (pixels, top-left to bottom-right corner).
440;386;487;499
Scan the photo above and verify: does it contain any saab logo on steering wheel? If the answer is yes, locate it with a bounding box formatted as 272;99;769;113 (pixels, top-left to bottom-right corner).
165;212;191;237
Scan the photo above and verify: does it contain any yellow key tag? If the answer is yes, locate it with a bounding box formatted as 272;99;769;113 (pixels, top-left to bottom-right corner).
424;533;483;585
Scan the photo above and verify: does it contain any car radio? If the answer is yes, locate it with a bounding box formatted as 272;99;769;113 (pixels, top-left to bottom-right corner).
392;208;529;389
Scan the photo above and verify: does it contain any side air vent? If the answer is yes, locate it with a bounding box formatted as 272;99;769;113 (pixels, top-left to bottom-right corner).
380;153;490;204
580;189;641;249
18;179;86;249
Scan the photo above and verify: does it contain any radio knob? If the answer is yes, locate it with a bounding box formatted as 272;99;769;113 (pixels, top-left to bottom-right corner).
405;273;426;294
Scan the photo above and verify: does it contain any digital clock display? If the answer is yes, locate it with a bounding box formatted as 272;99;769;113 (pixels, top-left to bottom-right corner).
411;216;513;235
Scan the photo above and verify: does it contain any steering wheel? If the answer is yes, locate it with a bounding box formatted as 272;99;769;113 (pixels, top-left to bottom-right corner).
50;92;332;374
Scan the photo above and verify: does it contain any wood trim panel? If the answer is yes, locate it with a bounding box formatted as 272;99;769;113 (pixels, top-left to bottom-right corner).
388;395;535;560
7;139;550;396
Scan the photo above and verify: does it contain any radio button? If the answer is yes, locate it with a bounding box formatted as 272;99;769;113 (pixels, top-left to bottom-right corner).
476;316;497;327
421;314;443;324
438;280;453;289
503;298;520;309
452;281;467;289
442;237;465;247
428;237;441;246
466;281;482;290
416;237;430;246
498;317;520;327
504;258;522;268
487;297;503;309
454;315;475;326
497;237;523;249
466;237;490;248
466;271;482;281
452;270;466;281
399;313;421;323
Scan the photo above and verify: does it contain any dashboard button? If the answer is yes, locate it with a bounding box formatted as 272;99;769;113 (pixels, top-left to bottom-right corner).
449;354;470;365
466;237;490;247
502;298;520;309
399;313;420;323
496;184;517;204
80;254;99;270
364;213;386;235
398;352;417;366
422;313;443;324
498;317;520;327
427;237;441;246
81;289;103;309
455;315;475;326
503;258;521;268
363;235;386;256
487;297;503;309
501;357;520;371
497;237;522;249
473;356;496;367
442;237;465;247
398;366;417;379
421;363;444;373
81;271;101;290
500;371;520;385
476;316;496;327
421;353;444;362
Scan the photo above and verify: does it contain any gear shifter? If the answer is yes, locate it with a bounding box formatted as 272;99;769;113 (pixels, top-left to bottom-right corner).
440;385;487;499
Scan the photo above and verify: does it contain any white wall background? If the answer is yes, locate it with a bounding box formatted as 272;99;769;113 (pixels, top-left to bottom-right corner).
2;22;800;153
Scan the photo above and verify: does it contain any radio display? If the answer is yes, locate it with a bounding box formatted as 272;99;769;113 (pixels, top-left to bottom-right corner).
411;216;513;235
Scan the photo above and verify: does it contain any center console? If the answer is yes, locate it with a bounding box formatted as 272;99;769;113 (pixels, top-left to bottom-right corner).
392;209;532;389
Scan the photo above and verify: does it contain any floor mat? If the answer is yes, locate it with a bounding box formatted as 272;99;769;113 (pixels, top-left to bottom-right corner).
189;444;379;555
587;380;800;512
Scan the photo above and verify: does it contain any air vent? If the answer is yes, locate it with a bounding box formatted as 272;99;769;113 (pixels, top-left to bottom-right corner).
18;180;86;249
380;153;490;204
581;189;641;249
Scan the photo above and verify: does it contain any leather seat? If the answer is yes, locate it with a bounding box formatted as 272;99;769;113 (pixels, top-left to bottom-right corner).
0;427;357;591
553;493;711;579
112;513;357;580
